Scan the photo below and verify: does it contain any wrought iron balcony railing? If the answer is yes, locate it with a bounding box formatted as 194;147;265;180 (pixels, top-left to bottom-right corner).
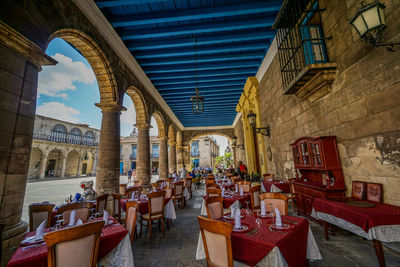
33;132;98;146
191;152;200;157
152;153;159;159
129;153;137;160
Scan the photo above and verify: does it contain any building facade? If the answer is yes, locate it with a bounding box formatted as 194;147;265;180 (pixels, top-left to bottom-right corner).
28;115;100;179
190;136;220;169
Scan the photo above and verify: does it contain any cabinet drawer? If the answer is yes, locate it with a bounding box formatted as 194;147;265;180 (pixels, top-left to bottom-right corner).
303;187;325;199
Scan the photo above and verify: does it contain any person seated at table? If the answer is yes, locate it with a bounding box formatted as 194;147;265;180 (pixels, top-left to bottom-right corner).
180;165;188;179
172;170;180;182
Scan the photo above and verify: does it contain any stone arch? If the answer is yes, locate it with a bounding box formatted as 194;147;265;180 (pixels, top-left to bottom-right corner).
28;147;43;178
168;124;175;143
47;28;118;104
65;149;81;177
46;148;63;177
151;110;166;138
125;86;148;127
187;132;234;144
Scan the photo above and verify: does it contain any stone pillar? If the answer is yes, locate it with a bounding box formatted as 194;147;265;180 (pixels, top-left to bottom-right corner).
168;141;177;172
60;155;67;178
158;137;168;179
92;150;98;175
0;21;57;265
176;144;183;171
182;144;191;169
76;155;82;177
95;103;125;196
38;152;48;179
136;123;151;188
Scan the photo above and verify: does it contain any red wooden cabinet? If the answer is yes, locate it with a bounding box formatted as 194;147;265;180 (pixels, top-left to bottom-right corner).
290;136;346;217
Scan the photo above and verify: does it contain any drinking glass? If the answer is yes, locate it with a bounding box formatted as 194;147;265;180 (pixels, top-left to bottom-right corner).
255;209;262;228
268;203;276;224
245;201;251;217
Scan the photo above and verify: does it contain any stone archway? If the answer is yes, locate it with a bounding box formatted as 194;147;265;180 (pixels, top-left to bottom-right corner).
176;131;184;170
66;150;81;177
125;86;148;128
152;111;168;179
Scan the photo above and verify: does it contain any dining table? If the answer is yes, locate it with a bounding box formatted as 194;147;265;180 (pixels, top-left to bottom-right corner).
196;211;322;266
261;180;290;193
312;198;400;267
7;216;134;267
120;196;176;220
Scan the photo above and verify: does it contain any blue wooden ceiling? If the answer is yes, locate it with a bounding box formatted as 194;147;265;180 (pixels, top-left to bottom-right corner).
95;0;282;127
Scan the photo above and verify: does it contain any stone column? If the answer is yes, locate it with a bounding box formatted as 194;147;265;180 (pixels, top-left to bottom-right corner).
60;155;67;178
76;155;82;177
92;150;98;175
182;144;191;169
158;137;168;179
95;103;125;196
0;21;57;265
136;123;151;188
176;144;183;171
168;141;177;172
38;152;48;179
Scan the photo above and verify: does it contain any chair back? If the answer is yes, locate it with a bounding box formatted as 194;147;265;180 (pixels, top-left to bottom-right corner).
156;180;165;188
288;178;297;195
184;178;192;188
151;183;158;191
44;221;104;267
174;182;184;196
125;201;138;244
164;188;172;199
239;181;250;192
112;194;121;220
133;179;143;187
260;193;288;215
168;177;175;184
95;194;108;216
352;181;367;200
205;196;224;219
263;173;275;179
148;191;166;217
231;176;241;183
119;184;127;196
206;183;218;189
206;188;222;197
198;216;233;267
29;203;55;231
205;179;215;184
126;187;141;199
366;182;383;203
249;185;261;210
57;203;90;225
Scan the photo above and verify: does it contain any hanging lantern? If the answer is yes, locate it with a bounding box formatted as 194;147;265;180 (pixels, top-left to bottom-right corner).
191;88;204;113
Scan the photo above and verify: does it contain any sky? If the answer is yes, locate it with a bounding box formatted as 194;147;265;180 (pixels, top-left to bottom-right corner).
37;38;228;155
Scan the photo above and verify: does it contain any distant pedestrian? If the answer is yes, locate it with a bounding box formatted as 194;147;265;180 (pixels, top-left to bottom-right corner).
180;165;188;179
128;169;132;183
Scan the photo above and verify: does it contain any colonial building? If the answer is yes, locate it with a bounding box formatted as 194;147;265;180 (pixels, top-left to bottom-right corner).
190;136;220;169
28;115;99;179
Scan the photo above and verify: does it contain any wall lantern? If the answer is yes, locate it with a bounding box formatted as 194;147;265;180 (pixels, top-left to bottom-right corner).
232;136;238;143
247;111;257;126
350;1;400;51
236;144;245;150
191;88;204;113
256;126;270;137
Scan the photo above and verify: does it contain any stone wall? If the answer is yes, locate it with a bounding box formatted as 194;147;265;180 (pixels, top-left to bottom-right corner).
258;0;400;205
233;118;247;164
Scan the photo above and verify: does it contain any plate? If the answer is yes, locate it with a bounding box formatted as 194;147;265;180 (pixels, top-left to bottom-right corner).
232;224;252;233
259;213;272;218
21;235;44;245
223;214;244;220
346;201;375;208
267;223;294;230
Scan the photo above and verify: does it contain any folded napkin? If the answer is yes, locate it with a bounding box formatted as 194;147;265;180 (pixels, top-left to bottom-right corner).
131;191;136;200
234;209;242;229
76;219;83;226
230;205;235;218
235;183;238;192
221;187;225;197
103;210;109;224
261;200;266;216
232;200;240;210
275;207;282;226
35;219;46;240
239;186;244;196
68;210;76;226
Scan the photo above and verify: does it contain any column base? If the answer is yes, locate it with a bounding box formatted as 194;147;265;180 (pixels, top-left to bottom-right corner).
2;221;28;266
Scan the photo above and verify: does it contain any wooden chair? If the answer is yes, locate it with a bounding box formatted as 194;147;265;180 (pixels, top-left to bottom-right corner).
140;191;166;239
206;183;218;189
172;182;185;208
263;173;275;180
57;203;90;225
231;176;241;183
126;187;141;199
119;184;127;196
205;178;216;184
287;178;297;213
125;201;138;244
249;185;261;210
133;179;143;187
184;178;193;198
204;196;224;219
151;183;158;191
206;188;222;197
366;182;383;203
352;181;367;200
43;220;104;267
260;193;289;215
95;194;108;216
198;216;234;267
164;187;173;199
238;181;250;192
156;180;165;189
168;177;175;184
29;203;55;231
112;193;123;223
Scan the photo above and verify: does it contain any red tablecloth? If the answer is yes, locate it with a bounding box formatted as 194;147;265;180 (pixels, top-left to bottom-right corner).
225;212;308;267
222;193;251;209
121;198;171;214
313;198;400;232
7;217;128;267
262;180;290;193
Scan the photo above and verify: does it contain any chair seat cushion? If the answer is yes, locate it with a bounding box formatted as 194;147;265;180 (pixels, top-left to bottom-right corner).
223;209;230;215
142;213;163;220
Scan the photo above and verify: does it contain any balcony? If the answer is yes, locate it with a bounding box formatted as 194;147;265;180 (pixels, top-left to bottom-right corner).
33;132;98;146
129;153;137;160
152;153;159;159
191;152;200;157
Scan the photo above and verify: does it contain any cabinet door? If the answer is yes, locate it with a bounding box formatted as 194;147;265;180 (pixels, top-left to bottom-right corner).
292;145;301;167
303;195;313;216
299;142;311;167
310;141;324;168
295;193;304;214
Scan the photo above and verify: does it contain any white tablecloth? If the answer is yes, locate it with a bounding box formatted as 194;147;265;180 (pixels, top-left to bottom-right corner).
99;235;135;267
164;199;177;220
261;183;282;193
196;226;322;266
311;208;400;242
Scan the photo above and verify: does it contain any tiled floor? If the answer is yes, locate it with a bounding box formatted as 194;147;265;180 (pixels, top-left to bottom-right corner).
133;185;400;267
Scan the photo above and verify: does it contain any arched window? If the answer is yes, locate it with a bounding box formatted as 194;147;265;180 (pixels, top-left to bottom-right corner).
51;124;67;142
69;128;82;144
84;131;95;145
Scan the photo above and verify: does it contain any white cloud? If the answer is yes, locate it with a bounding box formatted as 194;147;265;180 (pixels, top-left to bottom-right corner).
38;53;96;98
150;116;158;136
121;102;136;125
212;135;228;156
36;102;80;123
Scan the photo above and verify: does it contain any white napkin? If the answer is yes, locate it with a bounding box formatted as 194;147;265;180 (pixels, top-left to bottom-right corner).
261;200;266;216
239;186;244;196
230;205;235;218
131;191;136;200
235;183;238;192
221;187;225;197
76;219;83;226
35;220;46;240
275;207;282;226
234;209;242;229
68;210;76;226
103;210;109;224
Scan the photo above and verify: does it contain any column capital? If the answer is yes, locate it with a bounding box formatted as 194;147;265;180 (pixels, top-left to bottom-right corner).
135;123;151;130
168;141;176;146
95;102;127;112
0;21;57;70
158;136;168;141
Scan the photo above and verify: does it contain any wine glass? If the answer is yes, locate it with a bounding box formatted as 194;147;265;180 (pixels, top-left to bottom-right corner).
255;209;262;228
268;203;276;224
245;201;251;217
